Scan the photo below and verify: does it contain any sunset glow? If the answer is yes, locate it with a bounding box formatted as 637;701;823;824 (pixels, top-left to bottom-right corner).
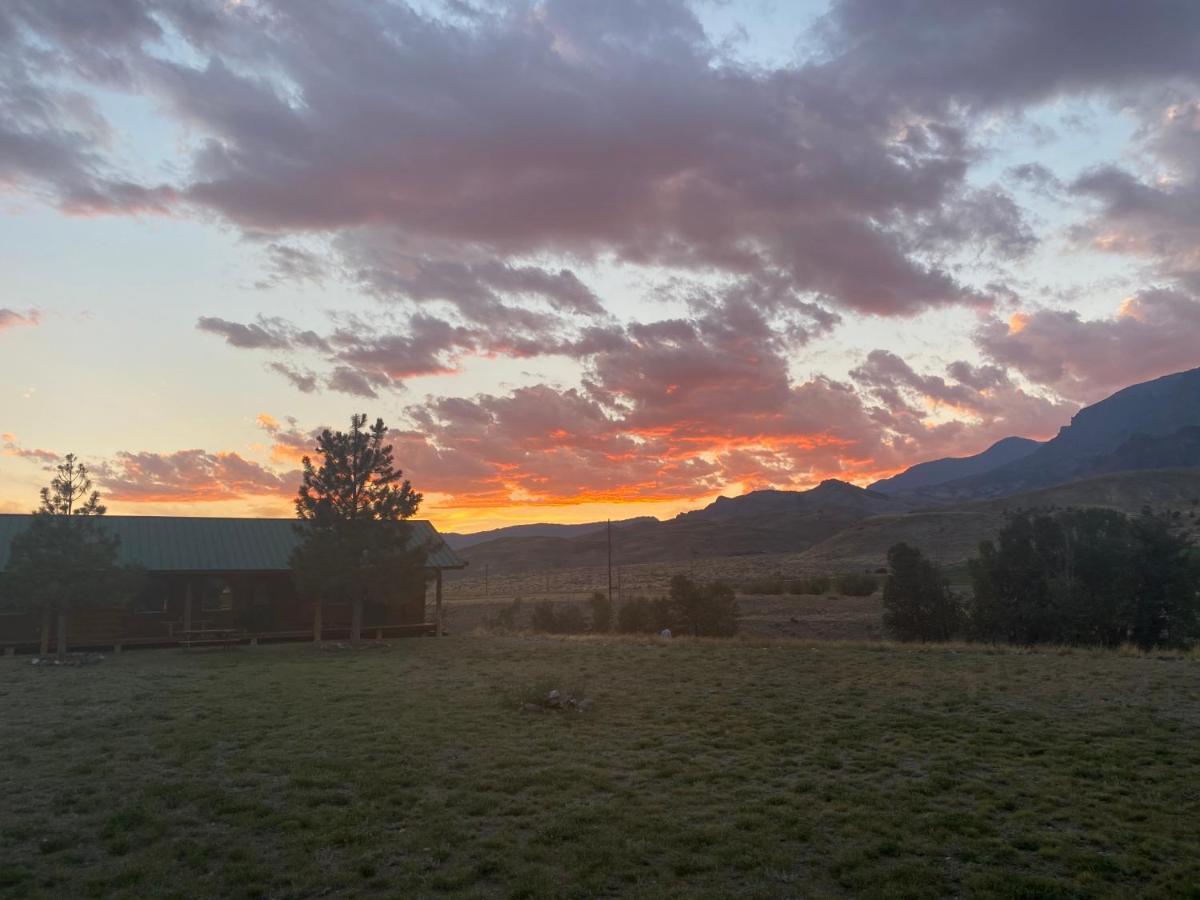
3;1;1200;532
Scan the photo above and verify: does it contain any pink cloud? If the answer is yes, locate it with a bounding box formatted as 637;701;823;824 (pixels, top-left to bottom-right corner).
0;309;40;333
975;290;1200;402
94;449;298;503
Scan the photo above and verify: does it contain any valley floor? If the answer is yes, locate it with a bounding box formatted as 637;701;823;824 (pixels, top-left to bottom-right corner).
2;637;1198;898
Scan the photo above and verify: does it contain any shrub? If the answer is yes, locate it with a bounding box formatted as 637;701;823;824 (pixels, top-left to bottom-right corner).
881;543;961;642
834;573;879;596
589;591;612;633
742;578;786;595
788;576;830;595
556;604;586;634
616;596;670;633
670;575;739;637
530;601;587;634
530;601;558;633
490;598;523;630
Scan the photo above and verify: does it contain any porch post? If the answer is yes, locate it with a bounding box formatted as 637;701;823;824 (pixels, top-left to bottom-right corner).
434;569;443;637
183;580;194;634
39;605;51;656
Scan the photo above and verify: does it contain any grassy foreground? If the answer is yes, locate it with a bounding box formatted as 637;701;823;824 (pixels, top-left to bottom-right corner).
1;638;1198;899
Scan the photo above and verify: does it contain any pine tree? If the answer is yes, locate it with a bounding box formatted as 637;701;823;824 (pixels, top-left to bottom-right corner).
2;455;140;656
291;415;428;643
882;542;960;642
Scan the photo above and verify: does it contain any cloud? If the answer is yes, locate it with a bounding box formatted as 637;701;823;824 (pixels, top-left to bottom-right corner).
0;308;40;333
815;0;1200;111
267;361;318;393
197;315;328;351
850;349;1077;457
1071;161;1200;289
7;0;1200;514
325;366;381;399
974;290;1200;402
254;242;328;289
94;448;297;503
5;0;1018;319
1;433;58;465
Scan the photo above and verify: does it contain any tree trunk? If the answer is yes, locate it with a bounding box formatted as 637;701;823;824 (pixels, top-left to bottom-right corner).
350;595;363;643
56;610;67;659
39;605;51;656
312;596;323;644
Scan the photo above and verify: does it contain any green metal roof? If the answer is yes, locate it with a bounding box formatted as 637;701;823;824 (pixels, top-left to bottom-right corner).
0;515;466;573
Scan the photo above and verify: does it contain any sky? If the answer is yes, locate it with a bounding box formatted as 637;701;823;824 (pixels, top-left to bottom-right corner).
2;0;1200;532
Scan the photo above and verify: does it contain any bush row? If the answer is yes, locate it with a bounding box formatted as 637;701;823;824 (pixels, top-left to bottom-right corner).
739;573;879;596
491;575;739;637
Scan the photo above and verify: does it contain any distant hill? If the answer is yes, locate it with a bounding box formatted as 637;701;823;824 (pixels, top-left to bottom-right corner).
911;367;1200;502
442;516;655;551
799;468;1200;573
869;436;1041;494
455;480;911;575
1091;425;1200;474
679;479;902;523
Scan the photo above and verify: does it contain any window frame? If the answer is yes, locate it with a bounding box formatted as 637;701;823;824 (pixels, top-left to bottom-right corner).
133;593;168;615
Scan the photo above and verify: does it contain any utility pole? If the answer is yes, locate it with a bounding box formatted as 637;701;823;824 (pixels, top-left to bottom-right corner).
607;519;613;604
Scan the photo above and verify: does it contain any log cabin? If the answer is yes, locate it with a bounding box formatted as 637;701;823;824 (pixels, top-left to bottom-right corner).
0;515;465;653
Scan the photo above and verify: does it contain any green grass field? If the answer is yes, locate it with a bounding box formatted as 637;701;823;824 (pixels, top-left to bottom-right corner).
2;637;1199;898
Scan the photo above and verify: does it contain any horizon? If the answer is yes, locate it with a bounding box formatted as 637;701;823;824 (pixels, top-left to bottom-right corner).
4;1;1200;533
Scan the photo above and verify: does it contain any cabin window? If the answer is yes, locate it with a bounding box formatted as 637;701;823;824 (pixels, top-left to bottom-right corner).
134;592;167;614
200;579;234;612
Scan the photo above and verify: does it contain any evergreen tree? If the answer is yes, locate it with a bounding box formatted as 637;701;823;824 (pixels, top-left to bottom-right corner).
1127;513;1200;650
967;508;1200;648
881;542;960;641
2;455;141;656
291;415;428;643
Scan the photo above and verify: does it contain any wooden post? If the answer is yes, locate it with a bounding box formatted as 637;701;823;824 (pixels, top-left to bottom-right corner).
312;596;323;644
56;611;67;659
435;569;443;637
113;644;122;654
350;596;363;644
39;606;51;656
183;580;194;635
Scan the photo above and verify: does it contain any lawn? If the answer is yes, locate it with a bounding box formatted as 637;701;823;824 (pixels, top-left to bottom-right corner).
1;637;1198;898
